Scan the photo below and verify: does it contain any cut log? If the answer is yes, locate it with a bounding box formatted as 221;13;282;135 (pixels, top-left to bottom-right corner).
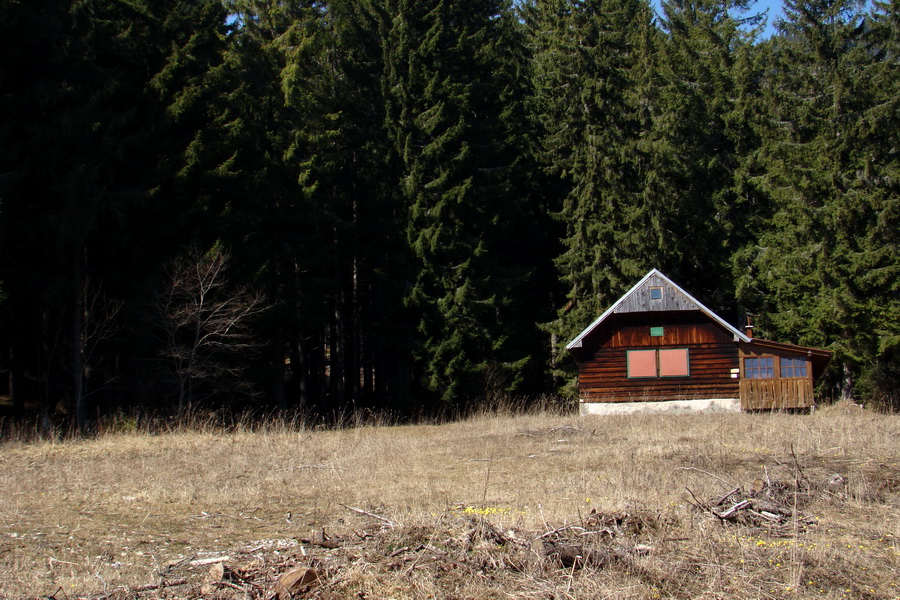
717;500;751;519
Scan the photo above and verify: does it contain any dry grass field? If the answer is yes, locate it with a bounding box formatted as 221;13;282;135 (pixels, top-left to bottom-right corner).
0;403;898;599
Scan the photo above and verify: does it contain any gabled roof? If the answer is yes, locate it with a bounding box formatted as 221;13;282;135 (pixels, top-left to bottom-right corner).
565;269;751;350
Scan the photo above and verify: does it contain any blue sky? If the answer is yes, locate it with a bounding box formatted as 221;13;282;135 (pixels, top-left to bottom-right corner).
742;0;785;38
650;0;787;39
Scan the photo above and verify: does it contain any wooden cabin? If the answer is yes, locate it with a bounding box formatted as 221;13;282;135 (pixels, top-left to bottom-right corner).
566;269;831;415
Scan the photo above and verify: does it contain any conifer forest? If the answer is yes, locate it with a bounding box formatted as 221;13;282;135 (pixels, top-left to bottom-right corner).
0;0;897;428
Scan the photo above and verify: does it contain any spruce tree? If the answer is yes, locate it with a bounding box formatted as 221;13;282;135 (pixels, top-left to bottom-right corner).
211;1;334;412
384;0;538;406
528;0;650;372
216;0;419;414
859;0;900;406
737;0;897;403
0;0;229;427
648;0;763;309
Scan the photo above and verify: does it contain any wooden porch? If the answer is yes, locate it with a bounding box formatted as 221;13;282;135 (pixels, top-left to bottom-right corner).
740;378;815;410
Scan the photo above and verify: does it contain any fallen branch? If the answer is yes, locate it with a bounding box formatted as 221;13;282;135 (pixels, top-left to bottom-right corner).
714;487;741;506
131;578;188;593
539;522;579;540
190;556;230;566
340;504;399;527
717;500;751;519
748;509;782;523
210;580;247;592
80;580;188;598
684;487;710;513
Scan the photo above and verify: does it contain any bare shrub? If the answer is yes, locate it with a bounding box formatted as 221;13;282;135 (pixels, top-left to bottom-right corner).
157;245;268;416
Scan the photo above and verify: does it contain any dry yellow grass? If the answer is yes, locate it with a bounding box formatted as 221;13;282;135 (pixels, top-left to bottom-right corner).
0;403;898;599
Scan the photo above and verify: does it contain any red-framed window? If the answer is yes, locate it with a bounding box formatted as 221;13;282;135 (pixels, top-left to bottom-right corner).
659;348;690;377
627;350;657;378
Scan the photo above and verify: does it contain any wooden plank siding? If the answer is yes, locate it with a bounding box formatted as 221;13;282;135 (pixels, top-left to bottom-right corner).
740;378;814;410
579;311;738;349
738;343;818;410
575;311;740;404
611;273;700;314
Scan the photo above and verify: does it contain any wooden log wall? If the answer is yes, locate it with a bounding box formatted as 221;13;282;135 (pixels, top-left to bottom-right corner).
578;344;740;403
576;311;740;404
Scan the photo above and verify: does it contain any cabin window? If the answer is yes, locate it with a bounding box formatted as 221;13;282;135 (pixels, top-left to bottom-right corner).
780;357;808;378
744;357;774;378
627;350;657;378
627;349;690;378
649;286;663;300
659;348;690;377
650;326;664;337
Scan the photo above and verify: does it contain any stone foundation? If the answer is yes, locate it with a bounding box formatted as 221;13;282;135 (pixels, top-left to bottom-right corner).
579;398;741;416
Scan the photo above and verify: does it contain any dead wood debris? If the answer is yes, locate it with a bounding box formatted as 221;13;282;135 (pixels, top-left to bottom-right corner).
684;471;845;533
70;509;663;600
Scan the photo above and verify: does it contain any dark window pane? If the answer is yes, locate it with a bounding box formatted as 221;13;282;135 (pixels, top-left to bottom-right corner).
745;357;774;379
780;357;808;378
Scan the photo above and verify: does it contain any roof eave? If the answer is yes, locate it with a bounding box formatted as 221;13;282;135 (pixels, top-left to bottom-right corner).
743;338;833;358
565;270;659;350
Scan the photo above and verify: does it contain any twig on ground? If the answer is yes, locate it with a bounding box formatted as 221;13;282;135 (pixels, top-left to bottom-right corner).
538;503;551;533
714;487;741;506
340;504;399;527
131;578;188;592
789;443;808;489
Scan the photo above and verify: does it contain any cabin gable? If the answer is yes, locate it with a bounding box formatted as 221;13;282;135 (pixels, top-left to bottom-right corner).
611;272;700;314
567;269;749;351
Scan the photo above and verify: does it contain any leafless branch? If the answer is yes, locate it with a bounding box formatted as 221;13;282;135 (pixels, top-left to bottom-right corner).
156;246;269;414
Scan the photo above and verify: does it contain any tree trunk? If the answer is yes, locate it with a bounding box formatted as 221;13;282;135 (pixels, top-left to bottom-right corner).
293;339;307;408
39;310;52;438
71;251;87;432
330;299;345;411
8;303;25;420
176;357;188;418
841;361;853;403
342;270;357;407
